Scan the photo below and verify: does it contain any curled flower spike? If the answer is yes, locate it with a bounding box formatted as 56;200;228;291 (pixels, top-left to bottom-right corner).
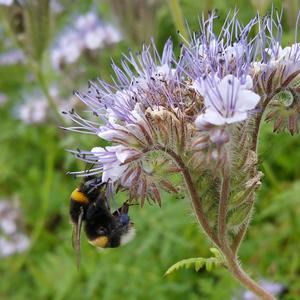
265;87;300;135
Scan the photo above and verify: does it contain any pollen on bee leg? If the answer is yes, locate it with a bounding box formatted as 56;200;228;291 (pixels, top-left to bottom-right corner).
71;188;89;204
89;236;109;248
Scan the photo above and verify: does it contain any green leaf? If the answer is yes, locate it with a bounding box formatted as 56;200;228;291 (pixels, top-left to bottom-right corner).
165;248;225;276
194;259;205;271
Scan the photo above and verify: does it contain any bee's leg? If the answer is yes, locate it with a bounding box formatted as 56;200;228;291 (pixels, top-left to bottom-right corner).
85;178;109;195
72;206;84;269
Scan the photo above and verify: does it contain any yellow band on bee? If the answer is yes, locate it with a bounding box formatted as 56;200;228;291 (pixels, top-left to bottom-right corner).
71;188;89;204
89;236;109;248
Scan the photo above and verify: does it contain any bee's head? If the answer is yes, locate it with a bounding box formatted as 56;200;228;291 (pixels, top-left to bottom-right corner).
88;203;135;249
114;206;135;247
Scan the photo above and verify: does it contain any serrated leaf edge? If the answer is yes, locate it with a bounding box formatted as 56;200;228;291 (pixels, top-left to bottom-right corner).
164;248;225;276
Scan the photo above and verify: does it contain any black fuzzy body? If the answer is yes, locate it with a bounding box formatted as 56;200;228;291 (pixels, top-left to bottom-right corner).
69;176;133;248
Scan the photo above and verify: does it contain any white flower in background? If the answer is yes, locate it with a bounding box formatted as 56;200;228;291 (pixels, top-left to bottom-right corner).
105;24;122;44
75;12;121;50
0;0;13;6
18;98;48;124
0;92;7;106
75;12;105;50
0;200;30;258
16;87;74;124
194;74;260;127
50;0;64;14
0;234;30;257
51;11;122;70
0;49;25;66
51;29;83;70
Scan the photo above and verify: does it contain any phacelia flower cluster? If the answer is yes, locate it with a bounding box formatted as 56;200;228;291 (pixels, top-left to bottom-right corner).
64;11;300;299
64;12;300;207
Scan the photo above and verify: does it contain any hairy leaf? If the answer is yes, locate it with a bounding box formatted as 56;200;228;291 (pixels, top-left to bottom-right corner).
165;248;225;276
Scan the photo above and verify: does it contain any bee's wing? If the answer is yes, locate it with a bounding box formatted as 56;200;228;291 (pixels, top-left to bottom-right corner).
72;207;84;269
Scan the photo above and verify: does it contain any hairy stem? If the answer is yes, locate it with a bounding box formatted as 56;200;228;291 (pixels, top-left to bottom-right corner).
231;194;255;255
224;250;277;300
218;168;230;247
33;63;66;125
181;162;220;247
150;144;275;299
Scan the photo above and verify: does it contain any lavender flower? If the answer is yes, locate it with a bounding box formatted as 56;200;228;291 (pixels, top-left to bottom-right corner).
91;145;141;183
194;74;260;126
265;42;300;64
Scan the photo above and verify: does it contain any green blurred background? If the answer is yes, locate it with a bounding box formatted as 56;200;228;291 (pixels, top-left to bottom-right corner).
0;0;300;299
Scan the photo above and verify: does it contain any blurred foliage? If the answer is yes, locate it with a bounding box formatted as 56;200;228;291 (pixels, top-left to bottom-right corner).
0;0;300;299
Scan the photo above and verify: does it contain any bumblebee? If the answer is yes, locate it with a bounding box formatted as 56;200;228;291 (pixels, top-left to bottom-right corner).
69;176;135;264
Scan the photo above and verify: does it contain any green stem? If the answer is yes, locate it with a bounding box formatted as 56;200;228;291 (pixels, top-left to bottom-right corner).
224;249;277;300
146;144;275;299
167;0;189;41
32;63;65;125
0;8;21;49
146;144;220;246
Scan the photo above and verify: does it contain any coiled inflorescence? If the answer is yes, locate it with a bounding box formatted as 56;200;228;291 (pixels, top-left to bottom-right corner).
64;12;300;207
